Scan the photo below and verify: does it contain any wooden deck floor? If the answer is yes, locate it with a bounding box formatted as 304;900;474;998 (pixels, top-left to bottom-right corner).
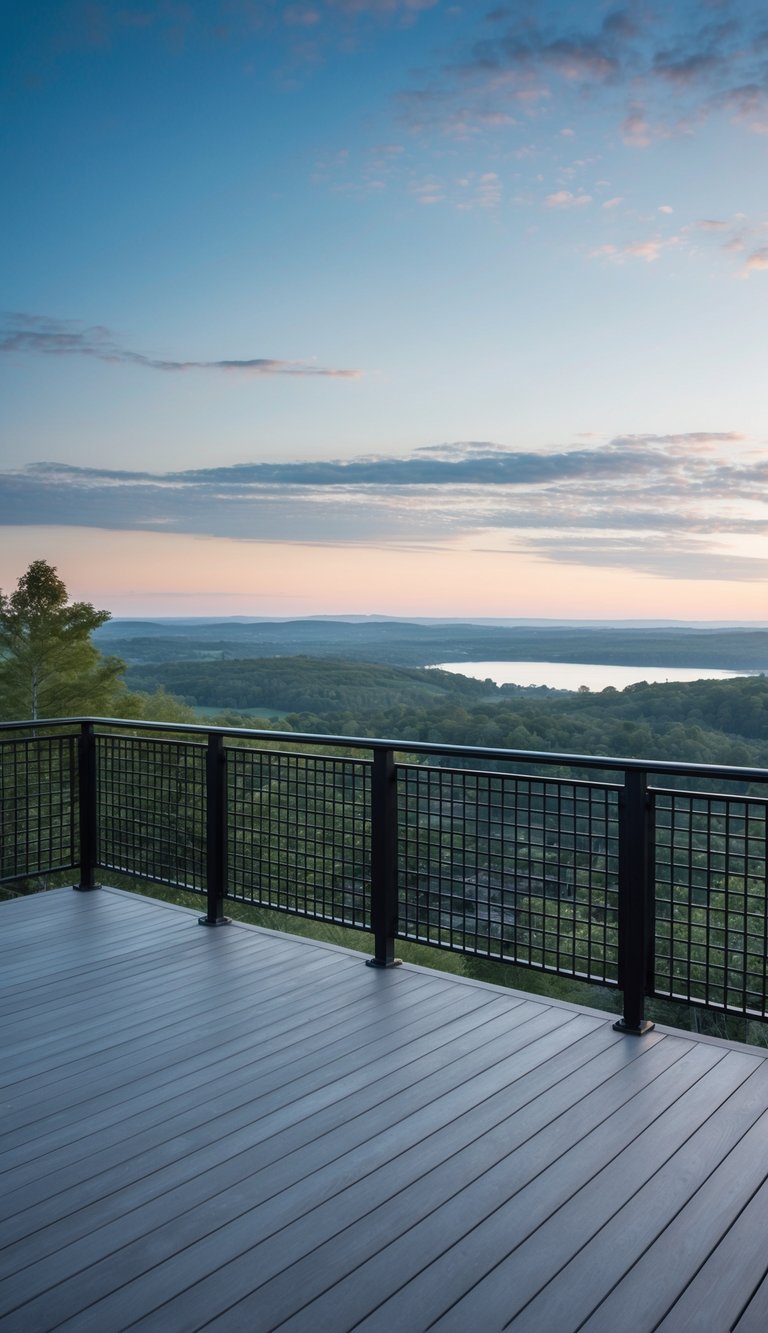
3;889;768;1332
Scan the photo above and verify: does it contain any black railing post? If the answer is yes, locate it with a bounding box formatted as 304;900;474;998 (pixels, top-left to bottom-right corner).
199;733;230;926
614;767;654;1034
74;721;100;891
367;745;400;968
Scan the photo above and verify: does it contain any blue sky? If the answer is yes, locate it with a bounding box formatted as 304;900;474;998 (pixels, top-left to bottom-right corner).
2;0;768;617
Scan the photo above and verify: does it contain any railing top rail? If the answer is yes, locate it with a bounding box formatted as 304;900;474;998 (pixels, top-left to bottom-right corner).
3;715;768;785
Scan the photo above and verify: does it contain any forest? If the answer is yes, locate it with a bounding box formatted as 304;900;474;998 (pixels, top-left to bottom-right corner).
124;654;768;770
124;656;502;715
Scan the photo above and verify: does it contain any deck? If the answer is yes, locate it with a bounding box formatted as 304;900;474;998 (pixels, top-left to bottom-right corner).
3;888;768;1332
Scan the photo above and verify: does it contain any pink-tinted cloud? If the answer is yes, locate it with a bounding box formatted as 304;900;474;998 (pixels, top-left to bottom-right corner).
625;238;677;261
545;190;592;209
592;235;682;264
741;247;768;276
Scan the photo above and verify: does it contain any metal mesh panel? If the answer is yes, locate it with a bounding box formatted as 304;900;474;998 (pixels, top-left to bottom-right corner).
654;789;768;1016
96;735;206;892
0;733;78;883
397;763;620;983
227;747;371;928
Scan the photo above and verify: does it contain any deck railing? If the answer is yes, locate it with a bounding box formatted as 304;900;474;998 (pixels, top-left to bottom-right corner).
3;717;768;1033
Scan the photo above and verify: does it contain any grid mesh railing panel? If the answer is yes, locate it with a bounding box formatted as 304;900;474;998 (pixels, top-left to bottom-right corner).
96;734;206;892
396;763;620;983
654;789;768;1017
0;733;78;884
227;747;371;928
7;717;768;1025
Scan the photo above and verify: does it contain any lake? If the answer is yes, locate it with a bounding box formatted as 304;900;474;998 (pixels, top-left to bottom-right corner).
430;660;752;692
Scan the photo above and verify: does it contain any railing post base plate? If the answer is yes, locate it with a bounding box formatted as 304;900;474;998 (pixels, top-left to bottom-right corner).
198;916;232;927
73;883;102;892
366;957;402;969
613;1018;655;1035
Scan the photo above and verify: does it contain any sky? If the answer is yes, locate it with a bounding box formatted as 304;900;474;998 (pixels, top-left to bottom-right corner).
2;0;768;619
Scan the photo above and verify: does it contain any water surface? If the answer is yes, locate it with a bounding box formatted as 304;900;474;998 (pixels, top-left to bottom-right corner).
431;660;751;692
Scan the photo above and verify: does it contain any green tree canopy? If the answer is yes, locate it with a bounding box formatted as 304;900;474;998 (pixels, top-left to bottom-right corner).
0;560;125;720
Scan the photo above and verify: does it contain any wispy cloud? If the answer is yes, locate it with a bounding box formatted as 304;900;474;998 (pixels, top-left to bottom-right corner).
2;433;765;585
0;314;362;379
16;432;738;489
590;215;768;274
529;537;768;583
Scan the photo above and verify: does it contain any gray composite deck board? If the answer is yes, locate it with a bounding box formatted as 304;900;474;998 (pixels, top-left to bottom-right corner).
3;889;768;1331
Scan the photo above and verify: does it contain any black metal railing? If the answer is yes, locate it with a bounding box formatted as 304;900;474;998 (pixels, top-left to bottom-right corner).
3;717;768;1033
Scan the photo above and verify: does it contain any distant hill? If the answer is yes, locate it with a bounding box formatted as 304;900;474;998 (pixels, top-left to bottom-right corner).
96;617;768;671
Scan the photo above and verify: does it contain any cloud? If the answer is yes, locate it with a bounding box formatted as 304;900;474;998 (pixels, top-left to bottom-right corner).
544;190;592;208
409;177;446;205
407;4;768;167
624;237;678;262
0;313;362;379
622;104;653;147
713;84;768;134
558;10;752;107
3;432;766;586
7;432;748;495
529;536;768;583
0;433;761;578
296;4;768;242
469;24;623;86
741;247;768;276
652;51;725;88
591;233;685;264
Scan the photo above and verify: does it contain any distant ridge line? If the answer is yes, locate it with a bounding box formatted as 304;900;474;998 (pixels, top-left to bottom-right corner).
99;616;768;630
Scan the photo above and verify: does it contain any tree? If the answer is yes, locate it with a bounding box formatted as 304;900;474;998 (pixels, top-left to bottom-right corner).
0;560;125;720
